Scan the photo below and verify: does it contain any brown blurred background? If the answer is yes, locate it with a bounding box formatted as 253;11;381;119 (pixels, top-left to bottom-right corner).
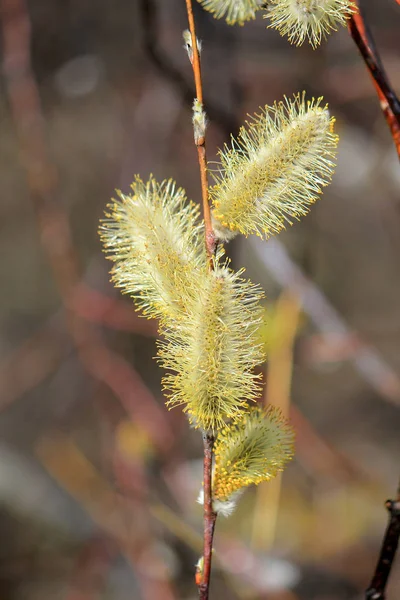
0;0;400;598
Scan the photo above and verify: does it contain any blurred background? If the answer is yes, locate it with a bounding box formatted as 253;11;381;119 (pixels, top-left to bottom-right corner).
1;0;400;598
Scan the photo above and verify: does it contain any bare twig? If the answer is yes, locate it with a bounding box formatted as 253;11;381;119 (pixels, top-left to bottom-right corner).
185;0;216;263
139;0;238;138
366;484;400;600
184;1;217;597
199;432;217;600
348;1;400;158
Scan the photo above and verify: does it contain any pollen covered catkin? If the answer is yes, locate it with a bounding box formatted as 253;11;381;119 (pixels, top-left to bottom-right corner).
99;176;206;324
211;93;338;240
197;0;265;25
266;0;356;48
159;262;265;431
212;405;294;507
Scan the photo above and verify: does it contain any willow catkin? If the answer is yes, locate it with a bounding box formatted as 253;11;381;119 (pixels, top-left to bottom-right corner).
196;0;265;25
99;175;206;324
266;0;356;48
159;261;265;431
211;93;338;241
212;405;294;514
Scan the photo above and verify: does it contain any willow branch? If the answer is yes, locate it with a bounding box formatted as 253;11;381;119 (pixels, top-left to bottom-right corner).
184;2;217;598
198;432;217;600
366;483;400;600
348;1;400;158
185;0;216;263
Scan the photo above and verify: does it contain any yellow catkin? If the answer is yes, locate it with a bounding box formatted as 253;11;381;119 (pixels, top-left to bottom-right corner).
99;175;207;324
213;405;294;502
158;259;265;431
197;0;264;25
210;93;339;240
265;0;356;48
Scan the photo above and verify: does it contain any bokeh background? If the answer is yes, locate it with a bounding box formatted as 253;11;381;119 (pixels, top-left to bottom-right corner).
1;0;400;598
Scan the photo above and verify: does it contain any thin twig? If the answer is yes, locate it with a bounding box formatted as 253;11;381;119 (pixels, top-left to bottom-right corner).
199;432;217;600
139;0;238;138
185;0;216;263
348;1;400;158
184;1;217;597
366;483;400;600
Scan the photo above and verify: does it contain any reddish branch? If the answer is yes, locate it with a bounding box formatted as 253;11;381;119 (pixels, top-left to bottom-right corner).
184;1;217;598
198;432;217;600
185;0;216;263
347;6;400;596
348;2;400;158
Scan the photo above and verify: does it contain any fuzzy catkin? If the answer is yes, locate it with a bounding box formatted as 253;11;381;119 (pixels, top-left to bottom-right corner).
211;93;338;240
266;0;356;48
197;0;265;25
212;405;294;504
159;262;265;431
99;176;206;324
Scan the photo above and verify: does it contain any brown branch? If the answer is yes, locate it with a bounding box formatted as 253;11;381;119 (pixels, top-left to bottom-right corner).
184;2;218;598
139;0;238;138
348;2;400;159
366;484;400;600
198;432;217;600
184;0;216;263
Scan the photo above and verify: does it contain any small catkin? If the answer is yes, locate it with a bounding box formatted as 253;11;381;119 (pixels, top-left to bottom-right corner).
212;405;294;506
99;175;206;324
211;93;339;240
265;0;356;48
197;0;265;25
159;261;265;431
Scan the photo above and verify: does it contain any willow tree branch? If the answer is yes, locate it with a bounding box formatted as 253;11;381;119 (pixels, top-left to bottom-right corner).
139;0;238;138
348;1;400;158
366;484;400;600
184;1;217;598
185;0;216;263
199;432;217;600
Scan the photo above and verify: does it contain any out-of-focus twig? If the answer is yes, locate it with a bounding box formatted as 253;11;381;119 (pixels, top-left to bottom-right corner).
37;434;177;600
250;237;400;405
69;285;157;336
0;0;173;452
0;293;156;414
348;1;400;159
251;291;300;551
0;318;69;411
65;537;116;600
366;483;400;600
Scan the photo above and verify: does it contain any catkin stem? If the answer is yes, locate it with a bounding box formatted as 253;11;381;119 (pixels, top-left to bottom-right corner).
184;1;218;597
185;0;216;263
199;432;217;600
